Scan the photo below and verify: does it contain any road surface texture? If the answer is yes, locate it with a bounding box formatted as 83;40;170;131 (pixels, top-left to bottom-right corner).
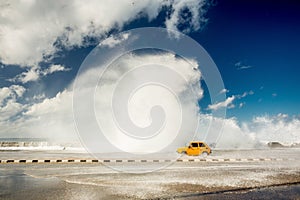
0;148;299;199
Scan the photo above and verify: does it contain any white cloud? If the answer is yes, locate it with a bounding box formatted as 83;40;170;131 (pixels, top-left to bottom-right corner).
0;99;24;121
219;88;229;94
8;68;40;83
0;88;11;105
0;0;208;68
99;33;130;48
208;90;254;110
32;93;46;101
1;77;299;149
0;85;26;121
43;64;71;75
0;85;25;105
196;113;300;149
2;0;297;149
236;90;254;99
239;102;245;108
208;96;235;111
235;61;253;70
9;64;70;83
77;52;203;152
165;0;208;37
0;89;76;139
0;53;203;146
25;90;70;117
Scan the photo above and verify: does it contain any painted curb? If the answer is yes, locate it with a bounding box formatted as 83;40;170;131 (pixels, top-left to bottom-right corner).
0;158;295;164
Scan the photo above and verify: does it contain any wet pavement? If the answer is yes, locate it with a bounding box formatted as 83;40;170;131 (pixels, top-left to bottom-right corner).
0;148;299;199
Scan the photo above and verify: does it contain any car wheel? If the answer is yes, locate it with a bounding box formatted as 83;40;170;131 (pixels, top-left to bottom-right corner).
202;152;208;157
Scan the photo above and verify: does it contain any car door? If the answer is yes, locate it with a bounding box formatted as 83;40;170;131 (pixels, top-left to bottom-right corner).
187;142;200;155
199;142;205;154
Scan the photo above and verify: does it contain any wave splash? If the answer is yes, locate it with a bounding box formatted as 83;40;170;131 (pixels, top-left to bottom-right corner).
0;138;82;151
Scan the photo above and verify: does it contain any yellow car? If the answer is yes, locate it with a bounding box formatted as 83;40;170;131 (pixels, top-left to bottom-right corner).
177;141;212;156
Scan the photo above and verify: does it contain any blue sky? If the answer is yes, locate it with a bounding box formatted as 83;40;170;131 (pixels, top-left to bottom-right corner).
196;0;300;121
0;0;300;143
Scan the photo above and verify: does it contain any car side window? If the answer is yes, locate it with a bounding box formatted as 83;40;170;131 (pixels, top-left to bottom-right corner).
191;143;198;147
200;143;205;147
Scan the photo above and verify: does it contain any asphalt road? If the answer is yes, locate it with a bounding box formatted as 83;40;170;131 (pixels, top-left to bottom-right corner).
0;148;299;199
